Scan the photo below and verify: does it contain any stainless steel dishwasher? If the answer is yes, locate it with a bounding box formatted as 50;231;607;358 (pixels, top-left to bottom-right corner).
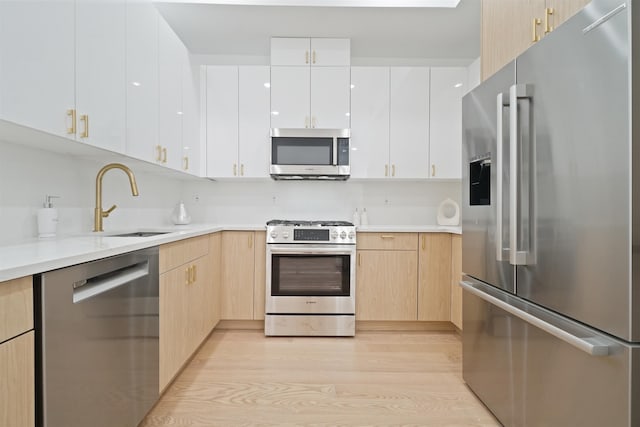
36;247;159;427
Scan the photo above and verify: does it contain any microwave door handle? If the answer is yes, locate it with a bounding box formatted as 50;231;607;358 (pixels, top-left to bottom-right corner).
496;92;510;262
332;137;338;166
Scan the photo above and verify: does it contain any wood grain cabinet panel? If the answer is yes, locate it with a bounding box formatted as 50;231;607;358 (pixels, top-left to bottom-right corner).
357;232;418;251
418;233;452;321
450;234;463;330
159;235;209;273
221;231;257;320
253;231;267;321
356;250;418;321
0;332;34;427
0;276;33;343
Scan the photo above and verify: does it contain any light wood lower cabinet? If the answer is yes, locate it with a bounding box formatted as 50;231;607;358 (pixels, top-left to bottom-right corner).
450;234;463;329
0;276;33;343
418;233;452;321
0;331;35;427
356;233;418;321
159;235;214;392
220;231;266;320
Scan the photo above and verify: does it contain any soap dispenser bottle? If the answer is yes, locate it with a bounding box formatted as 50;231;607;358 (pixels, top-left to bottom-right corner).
37;195;59;238
360;208;369;226
352;208;360;227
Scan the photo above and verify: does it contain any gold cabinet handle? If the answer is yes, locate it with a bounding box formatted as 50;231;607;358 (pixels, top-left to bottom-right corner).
532;17;542;42
544;7;554;33
162;147;167;164
193;265;197;282
185;267;190;285
240;164;244;176
248;234;253;249
392;164;396;177
304;116;309;128
358;253;361;267
312;50;316;64
156;145;162;162
380;235;395;239
66;109;76;135
79;114;89;138
183;156;189;171
233;163;237;176
385;164;388;177
305;50;309;64
422;235;426;250
432;164;436;177
311;116;316;128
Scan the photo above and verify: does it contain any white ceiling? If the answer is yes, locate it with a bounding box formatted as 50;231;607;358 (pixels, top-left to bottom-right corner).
154;0;480;61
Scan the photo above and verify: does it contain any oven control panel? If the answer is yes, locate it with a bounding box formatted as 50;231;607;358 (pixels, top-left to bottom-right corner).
267;226;356;244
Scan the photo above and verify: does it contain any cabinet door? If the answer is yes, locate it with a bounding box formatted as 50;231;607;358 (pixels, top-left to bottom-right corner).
270;37;310;66
207;233;222;330
310;67;350;129
187;256;210;352
0;332;34;427
356;250;418;321
418;233;452;321
350;67;390;179
253;231;267;320
125;0;159;163
75;0;127;153
450;234;462;329
389;67;430;179
548;0;590;31
159;267;188;391
206;66;239;178
429;67;466;179
310;38;350;66
0;0;75;138
239;66;270;178
481;0;545;81
221;231;255;320
158;17;183;170
181;53;201;176
270;66;310;128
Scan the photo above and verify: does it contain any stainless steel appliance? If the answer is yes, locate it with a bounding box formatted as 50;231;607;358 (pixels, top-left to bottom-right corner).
37;247;159;427
461;2;640;425
270;128;350;180
265;219;356;336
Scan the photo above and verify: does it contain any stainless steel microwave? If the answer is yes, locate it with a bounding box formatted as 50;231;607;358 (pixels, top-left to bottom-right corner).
270;128;350;180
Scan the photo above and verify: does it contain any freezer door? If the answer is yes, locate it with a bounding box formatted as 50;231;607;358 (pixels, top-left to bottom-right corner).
462;62;516;293
512;1;637;341
462;277;638;427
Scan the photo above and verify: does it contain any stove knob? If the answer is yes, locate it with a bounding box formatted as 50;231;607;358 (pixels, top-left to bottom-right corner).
283;231;290;239
331;231;339;240
340;231;347;239
348;231;355;240
270;230;278;239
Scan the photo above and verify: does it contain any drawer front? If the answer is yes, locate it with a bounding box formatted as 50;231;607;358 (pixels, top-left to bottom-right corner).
160;235;210;273
0;331;35;427
356;232;418;251
0;276;33;342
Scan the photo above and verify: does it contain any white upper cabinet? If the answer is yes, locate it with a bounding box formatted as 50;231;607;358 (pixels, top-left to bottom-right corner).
75;0;127;153
0;0;75;138
271;37;350;129
206;66;271;179
125;0;159;163
206;66;239;178
389;67;430;179
429;67;466;179
238;66;271;178
271;37;350;66
350;67;390;179
181;54;201;177
270;67;310;129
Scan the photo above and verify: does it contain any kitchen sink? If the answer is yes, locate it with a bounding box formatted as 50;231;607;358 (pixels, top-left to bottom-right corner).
107;231;171;238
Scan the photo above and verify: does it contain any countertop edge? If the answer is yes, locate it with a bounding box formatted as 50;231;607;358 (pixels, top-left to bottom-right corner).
0;224;460;282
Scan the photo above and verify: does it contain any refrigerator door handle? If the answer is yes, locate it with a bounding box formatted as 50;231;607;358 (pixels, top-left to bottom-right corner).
509;84;536;266
460;281;612;357
495;92;510;261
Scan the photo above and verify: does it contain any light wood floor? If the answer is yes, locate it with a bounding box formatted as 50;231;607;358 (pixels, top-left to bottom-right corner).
141;330;500;427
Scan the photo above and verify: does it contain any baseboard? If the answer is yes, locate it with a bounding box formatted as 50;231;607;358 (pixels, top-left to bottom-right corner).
217;320;265;330
356;321;456;332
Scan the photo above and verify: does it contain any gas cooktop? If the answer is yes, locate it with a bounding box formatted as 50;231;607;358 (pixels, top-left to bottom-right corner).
266;219;354;227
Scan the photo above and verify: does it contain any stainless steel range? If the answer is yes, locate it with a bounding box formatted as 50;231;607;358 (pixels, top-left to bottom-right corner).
265;219;356;336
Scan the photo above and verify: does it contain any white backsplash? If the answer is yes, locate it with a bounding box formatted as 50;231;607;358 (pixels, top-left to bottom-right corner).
0;140;462;245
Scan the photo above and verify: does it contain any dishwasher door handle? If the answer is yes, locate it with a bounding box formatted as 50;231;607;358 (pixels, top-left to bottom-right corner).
73;261;149;303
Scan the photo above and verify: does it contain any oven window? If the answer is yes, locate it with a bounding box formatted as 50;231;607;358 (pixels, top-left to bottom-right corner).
271;254;350;296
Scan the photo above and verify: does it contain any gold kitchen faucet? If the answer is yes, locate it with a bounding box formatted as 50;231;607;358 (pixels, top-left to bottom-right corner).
93;163;139;232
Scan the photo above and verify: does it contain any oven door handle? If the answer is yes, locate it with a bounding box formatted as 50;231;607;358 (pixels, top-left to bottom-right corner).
268;245;355;255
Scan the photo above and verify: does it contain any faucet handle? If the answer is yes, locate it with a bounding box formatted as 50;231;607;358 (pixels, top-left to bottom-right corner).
102;204;117;217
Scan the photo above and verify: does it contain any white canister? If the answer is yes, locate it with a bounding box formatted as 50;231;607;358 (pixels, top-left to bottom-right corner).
171;201;191;225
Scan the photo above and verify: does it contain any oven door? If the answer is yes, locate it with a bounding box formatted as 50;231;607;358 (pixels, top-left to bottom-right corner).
266;244;356;314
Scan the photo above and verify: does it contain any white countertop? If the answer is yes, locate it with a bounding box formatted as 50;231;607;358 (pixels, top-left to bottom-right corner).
0;223;460;282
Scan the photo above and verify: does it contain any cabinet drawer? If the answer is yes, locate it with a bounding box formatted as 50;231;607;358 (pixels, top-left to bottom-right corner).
160;235;210;273
356;233;418;251
0;276;33;343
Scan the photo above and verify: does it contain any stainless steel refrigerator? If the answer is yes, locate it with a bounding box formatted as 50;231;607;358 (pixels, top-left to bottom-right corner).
461;1;640;425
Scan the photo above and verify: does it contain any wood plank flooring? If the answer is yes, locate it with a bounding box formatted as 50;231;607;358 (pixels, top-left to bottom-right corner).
141;330;500;427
